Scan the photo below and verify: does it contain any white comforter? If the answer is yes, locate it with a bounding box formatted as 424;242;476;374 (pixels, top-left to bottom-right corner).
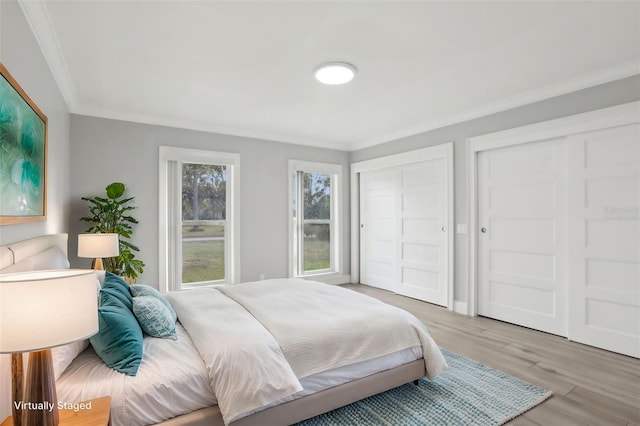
167;279;447;425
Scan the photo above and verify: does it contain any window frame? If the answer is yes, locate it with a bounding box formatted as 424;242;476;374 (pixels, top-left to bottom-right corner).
159;146;240;292
288;160;343;281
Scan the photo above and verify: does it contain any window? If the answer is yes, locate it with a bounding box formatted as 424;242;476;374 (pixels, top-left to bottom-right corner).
289;160;342;279
159;147;240;292
181;163;227;284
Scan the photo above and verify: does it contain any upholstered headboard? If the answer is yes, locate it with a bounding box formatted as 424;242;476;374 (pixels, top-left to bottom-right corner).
0;233;69;274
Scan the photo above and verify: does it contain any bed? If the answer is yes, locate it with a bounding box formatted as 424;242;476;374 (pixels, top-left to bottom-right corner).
0;234;447;426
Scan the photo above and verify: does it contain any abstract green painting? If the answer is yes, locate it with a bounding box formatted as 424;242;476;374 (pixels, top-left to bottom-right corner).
0;64;47;224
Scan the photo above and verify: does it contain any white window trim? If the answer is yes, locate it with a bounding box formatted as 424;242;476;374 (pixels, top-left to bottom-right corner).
288;160;344;283
159;146;241;293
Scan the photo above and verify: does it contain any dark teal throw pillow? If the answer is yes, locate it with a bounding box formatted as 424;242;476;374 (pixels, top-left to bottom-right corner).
102;271;133;311
90;289;143;375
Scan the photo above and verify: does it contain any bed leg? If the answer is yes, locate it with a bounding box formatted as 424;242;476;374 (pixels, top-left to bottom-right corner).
413;379;419;386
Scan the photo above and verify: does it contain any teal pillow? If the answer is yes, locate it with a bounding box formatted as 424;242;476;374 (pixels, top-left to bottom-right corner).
130;284;177;322
132;296;177;340
90;290;143;376
102;272;133;311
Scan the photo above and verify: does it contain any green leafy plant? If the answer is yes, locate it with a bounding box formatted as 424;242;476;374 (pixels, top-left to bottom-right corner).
80;182;145;281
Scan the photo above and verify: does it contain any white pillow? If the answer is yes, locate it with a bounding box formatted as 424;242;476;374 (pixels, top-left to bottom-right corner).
95;270;106;286
52;340;90;380
30;246;70;270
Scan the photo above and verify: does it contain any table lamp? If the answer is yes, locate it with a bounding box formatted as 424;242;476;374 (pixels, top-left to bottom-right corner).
77;233;119;270
0;269;99;426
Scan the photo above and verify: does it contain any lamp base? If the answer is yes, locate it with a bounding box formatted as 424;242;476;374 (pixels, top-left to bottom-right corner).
91;258;104;270
11;354;23;426
22;350;59;426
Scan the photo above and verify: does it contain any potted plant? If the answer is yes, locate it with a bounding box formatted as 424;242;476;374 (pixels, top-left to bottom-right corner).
80;182;145;282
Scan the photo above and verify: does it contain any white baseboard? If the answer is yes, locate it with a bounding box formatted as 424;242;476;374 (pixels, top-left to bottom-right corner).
453;301;469;315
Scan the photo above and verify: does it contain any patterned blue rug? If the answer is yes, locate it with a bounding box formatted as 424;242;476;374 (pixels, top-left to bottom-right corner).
296;349;552;426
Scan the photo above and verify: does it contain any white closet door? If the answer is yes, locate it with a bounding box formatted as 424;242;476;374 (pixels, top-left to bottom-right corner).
360;169;397;291
361;158;450;305
568;124;640;357
478;139;568;336
396;159;449;306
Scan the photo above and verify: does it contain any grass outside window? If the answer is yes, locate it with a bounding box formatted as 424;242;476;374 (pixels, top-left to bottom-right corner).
182;224;225;283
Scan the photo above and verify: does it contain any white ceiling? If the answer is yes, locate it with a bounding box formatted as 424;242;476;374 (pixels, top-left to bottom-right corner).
20;1;640;151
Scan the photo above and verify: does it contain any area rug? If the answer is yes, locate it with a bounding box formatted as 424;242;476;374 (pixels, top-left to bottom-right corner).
296;349;552;426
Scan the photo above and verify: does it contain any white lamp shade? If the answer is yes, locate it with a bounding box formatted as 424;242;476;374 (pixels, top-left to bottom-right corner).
0;269;99;353
78;233;120;258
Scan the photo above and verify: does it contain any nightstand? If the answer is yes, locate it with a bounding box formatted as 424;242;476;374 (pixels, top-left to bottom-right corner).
1;396;111;426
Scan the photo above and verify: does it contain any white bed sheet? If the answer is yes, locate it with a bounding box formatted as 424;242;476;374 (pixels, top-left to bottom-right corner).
299;346;422;396
258;346;423;416
57;325;422;426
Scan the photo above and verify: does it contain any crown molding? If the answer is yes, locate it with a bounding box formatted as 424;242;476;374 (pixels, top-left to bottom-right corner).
347;61;640;151
77;59;639;154
17;0;639;153
18;0;78;112
75;105;354;152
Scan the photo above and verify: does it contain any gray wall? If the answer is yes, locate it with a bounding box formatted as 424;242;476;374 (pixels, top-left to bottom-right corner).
69;115;351;286
2;0;638;303
0;0;71;245
0;0;71;421
350;75;640;305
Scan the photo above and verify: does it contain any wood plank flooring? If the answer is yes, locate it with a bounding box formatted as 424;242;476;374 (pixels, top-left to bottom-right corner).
343;284;640;426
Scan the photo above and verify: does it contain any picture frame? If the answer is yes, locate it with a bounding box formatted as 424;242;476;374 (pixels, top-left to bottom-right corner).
0;63;48;225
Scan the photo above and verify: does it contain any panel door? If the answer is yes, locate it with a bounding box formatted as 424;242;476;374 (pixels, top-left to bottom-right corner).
478;139;568;336
360;169;397;291
567;124;640;357
396;159;449;306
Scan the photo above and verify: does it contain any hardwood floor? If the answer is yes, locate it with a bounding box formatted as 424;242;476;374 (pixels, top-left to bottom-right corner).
343;284;640;426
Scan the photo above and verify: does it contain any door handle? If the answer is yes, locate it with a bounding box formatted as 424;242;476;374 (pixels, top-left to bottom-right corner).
481;227;487;233
441;226;447;232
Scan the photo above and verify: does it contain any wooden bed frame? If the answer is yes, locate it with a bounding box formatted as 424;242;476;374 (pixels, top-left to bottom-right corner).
0;234;427;426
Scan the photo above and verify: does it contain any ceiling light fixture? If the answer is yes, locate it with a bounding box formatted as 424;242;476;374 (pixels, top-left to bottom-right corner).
314;62;357;85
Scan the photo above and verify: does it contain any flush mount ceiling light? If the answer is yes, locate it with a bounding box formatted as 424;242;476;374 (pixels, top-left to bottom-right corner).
314;62;357;85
